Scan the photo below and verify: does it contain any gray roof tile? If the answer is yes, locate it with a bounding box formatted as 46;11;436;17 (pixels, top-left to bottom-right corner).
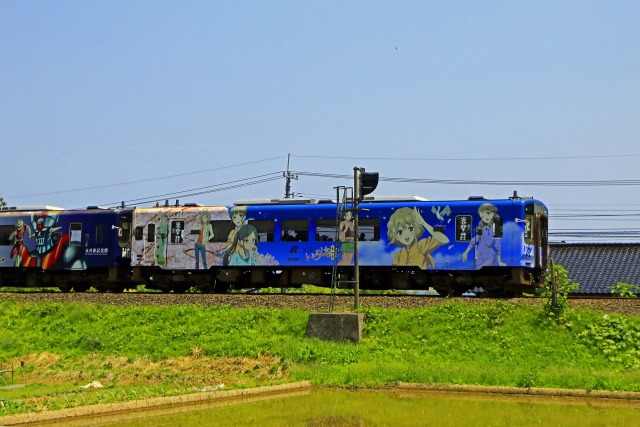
550;243;640;294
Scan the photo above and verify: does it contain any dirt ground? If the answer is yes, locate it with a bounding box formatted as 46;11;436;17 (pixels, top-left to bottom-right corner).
8;351;285;389
0;351;289;425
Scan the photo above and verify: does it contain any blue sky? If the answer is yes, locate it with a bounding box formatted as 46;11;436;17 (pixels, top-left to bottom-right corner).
1;1;639;242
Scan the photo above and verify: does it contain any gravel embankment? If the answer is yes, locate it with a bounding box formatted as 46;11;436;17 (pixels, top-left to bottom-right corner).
1;292;639;315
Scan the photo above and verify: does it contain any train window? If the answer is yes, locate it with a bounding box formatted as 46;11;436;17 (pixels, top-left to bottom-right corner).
119;222;131;246
170;220;185;244
316;218;337;242
134;226;143;241
282;219;309;242
248;220;274;243
524;204;535;244
492;216;503;238
147;224;156;243
96;224;104;243
70;223;82;246
0;225;13;246
358;218;381;241
119;213;132;246
209;220;234;243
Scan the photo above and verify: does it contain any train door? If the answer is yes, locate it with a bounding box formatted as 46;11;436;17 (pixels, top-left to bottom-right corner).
67;222;88;270
118;211;132;260
135;221;160;266
534;212;548;270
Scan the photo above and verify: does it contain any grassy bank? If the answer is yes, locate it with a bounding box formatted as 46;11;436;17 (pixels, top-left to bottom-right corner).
1;297;640;415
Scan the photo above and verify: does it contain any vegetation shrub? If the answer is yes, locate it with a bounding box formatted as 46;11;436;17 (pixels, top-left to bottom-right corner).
2;296;640;399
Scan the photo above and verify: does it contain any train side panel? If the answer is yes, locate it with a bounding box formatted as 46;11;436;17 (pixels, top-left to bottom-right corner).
127;197;547;294
0;208;129;290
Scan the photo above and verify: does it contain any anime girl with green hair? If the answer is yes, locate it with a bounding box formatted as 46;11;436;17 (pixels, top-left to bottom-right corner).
156;214;169;266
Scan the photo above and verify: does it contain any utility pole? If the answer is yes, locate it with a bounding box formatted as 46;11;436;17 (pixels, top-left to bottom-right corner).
283;153;298;198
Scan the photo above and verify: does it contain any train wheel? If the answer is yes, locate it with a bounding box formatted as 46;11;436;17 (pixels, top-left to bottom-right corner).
433;288;450;297
72;282;90;293
213;282;230;294
172;283;189;293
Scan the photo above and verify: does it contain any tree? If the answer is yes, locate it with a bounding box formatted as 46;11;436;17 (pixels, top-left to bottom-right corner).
0;194;6;209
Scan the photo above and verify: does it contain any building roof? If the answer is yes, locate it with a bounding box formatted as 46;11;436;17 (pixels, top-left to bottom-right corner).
549;243;640;294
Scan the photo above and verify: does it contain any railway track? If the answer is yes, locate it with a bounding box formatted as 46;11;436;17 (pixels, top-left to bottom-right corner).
1;291;639;315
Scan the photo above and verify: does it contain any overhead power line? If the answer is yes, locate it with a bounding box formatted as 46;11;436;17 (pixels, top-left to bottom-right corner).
293;171;640;187
8;156;286;200
92;173;284;209
293;153;640;162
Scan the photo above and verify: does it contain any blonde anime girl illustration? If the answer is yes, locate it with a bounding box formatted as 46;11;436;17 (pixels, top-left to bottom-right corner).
462;203;506;267
387;207;449;269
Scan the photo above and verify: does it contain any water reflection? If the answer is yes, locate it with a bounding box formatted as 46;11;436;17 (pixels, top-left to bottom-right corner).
37;388;640;427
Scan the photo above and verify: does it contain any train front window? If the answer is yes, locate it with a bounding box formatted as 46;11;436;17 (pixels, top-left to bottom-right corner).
524;203;547;245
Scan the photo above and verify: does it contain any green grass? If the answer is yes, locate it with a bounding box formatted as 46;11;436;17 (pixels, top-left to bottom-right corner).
2;297;640;416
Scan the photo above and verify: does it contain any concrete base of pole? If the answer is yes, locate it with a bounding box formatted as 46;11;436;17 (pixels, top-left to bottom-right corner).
305;313;364;343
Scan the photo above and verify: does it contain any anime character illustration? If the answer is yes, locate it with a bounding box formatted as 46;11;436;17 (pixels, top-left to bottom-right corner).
387;207;449;269
462;203;506;267
431;205;452;222
222;224;260;266
227;206;247;246
156;214;169;266
30;211;63;269
9;219;33;267
338;210;355;265
194;211;214;269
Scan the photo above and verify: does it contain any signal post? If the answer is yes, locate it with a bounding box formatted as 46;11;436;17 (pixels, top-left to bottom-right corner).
305;167;378;343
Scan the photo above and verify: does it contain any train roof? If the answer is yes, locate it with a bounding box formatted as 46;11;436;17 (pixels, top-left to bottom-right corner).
0;205;66;212
231;193;540;206
233;195;431;206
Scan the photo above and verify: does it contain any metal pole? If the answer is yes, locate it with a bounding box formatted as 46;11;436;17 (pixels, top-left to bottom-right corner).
353;167;360;310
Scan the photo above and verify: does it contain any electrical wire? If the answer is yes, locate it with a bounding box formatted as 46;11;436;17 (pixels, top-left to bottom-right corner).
7;156;286;200
90;173;284;209
292;153;640;162
293;171;640;187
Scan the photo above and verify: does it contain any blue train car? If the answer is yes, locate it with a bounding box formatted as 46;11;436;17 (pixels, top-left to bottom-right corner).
128;194;548;295
0;206;133;291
